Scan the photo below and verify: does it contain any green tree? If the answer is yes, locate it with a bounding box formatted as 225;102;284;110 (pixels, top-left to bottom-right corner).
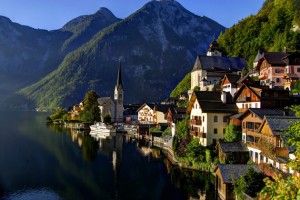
170;73;191;98
234;168;265;199
193;86;200;91
79;90;100;122
161;128;172;138
50;107;67;121
224;124;241;142
185;137;206;162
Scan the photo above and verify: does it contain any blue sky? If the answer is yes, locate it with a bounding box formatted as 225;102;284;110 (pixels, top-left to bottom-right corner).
0;0;265;30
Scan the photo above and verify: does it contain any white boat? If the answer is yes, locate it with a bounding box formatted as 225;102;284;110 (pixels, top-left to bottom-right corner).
90;122;116;133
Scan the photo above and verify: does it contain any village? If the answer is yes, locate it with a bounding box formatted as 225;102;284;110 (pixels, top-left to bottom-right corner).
53;39;300;200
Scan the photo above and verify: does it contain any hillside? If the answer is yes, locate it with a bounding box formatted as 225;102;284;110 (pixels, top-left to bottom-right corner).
18;0;225;109
217;0;300;69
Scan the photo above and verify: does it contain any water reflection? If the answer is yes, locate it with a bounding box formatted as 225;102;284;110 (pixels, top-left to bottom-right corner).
64;127;217;200
0;112;216;200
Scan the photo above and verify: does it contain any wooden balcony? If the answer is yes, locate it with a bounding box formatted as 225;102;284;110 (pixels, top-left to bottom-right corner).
190;119;201;125
189;130;206;138
259;74;268;80
244;129;261;138
237;97;251;102
246;141;259;149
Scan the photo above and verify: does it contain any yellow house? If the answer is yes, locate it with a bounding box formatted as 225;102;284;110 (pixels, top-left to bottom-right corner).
187;91;238;146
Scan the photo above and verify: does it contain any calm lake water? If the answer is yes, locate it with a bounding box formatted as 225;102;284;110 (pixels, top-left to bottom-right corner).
0;112;217;200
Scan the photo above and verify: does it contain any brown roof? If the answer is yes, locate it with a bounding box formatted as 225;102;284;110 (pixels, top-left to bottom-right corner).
262;52;288;66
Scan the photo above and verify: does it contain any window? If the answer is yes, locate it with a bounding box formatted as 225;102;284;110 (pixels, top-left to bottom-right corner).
223;116;227;123
203;116;205;122
275;68;281;73
214;128;218;134
214;116;218;122
223;128;226;134
276;78;280;83
297;68;300;72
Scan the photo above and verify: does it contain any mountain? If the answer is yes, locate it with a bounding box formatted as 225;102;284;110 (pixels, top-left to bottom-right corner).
217;0;300;69
17;0;225;109
61;8;120;52
0;8;121;109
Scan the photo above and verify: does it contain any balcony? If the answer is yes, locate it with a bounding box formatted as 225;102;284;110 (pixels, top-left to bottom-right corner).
189;130;206;138
259;74;268;80
237;97;251;102
190;130;196;136
246;141;259;149
190;119;202;126
245;129;261;138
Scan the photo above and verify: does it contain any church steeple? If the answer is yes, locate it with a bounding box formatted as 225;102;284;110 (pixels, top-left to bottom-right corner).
116;61;123;89
114;61;124;122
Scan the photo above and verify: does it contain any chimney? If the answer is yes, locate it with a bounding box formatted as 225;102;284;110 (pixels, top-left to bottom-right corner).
221;91;226;104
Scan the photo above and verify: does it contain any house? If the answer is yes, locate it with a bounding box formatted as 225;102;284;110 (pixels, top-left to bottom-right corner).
166;107;187;126
255;51;300;89
137;103;156;124
187;91;238;146
233;83;290;113
97;97;115;122
220;74;241;97
123;104;141;124
248;116;300;175
70;101;84;120
239;108;285;143
217;142;249;164
216;164;259;200
190;40;247;94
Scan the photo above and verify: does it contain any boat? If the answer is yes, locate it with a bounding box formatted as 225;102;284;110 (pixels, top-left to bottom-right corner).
90;122;116;133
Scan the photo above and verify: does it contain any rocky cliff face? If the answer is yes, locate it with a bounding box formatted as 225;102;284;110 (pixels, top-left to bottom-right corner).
1;1;225;109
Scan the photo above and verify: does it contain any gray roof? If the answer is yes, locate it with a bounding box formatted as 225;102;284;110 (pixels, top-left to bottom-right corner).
97;97;113;106
264;116;300;136
192;55;247;72
248;108;285;120
218;164;259;184
219;142;248;153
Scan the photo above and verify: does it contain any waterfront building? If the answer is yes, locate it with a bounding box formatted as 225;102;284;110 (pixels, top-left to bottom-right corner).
187;91;238;146
216;164;259;200
97;97;115;122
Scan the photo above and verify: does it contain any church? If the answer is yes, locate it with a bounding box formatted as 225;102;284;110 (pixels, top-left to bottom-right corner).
97;62;124;123
190;40;247;93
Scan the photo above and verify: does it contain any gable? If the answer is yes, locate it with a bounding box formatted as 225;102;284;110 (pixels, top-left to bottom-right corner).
235;86;260;102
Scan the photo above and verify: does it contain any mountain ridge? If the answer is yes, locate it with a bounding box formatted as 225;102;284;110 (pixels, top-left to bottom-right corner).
1;1;225;109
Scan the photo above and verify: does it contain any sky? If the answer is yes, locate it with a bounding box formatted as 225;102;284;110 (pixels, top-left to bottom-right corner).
0;0;265;30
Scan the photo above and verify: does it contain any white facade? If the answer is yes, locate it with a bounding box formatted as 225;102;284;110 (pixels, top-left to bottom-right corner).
138;105;155;124
236;102;261;110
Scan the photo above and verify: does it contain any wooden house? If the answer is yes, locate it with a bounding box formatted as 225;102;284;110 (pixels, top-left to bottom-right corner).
216;164;259;200
233;83;290;113
255;116;300;174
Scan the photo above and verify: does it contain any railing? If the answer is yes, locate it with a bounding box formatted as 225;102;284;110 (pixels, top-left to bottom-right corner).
190;119;201;125
259;74;267;79
237;97;251;102
245;129;261;138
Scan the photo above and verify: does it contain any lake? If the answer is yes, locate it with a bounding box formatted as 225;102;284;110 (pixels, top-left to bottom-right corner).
0;112;217;200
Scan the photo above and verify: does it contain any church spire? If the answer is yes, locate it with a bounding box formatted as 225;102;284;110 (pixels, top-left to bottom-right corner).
116;61;123;88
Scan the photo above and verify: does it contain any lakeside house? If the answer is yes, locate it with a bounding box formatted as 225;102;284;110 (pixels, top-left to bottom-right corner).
187;91;238;146
216;164;259;200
